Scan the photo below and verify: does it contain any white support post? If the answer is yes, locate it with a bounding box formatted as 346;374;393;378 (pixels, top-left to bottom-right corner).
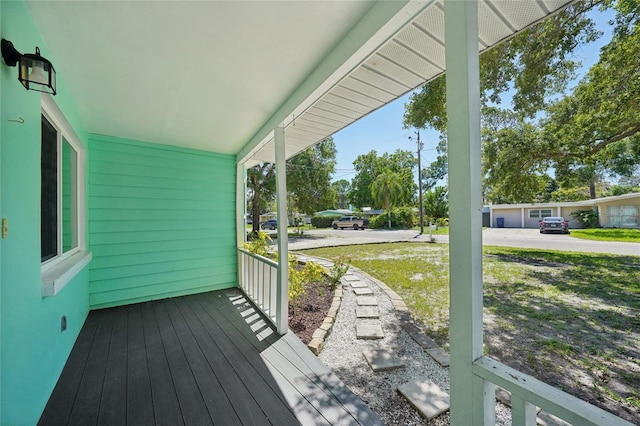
444;1;485;425
521;208;525;228
274;127;289;334
236;162;246;290
236;163;247;247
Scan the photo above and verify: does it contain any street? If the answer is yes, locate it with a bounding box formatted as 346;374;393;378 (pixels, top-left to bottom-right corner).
285;227;640;256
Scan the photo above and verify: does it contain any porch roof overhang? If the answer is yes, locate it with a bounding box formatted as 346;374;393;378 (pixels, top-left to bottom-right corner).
25;0;576;166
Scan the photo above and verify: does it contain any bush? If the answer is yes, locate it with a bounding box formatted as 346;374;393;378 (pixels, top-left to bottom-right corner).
571;209;599;228
370;207;416;229
311;215;342;228
242;231;271;257
289;256;325;316
329;256;350;284
435;217;449;227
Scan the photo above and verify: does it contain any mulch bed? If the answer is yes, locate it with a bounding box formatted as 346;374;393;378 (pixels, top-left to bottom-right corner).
288;277;335;344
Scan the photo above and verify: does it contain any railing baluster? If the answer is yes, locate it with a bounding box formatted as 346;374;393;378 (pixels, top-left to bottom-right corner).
237;248;280;329
473;356;634;426
511;394;536;426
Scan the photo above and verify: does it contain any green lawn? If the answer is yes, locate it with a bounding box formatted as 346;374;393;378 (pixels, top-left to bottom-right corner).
570;228;640;242
410;225;449;235
299;243;640;421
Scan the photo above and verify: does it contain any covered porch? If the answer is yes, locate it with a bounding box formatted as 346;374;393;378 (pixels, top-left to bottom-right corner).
0;0;634;425
39;288;381;425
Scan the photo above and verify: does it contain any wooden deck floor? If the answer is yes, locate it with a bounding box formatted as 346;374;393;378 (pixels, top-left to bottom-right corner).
39;289;383;426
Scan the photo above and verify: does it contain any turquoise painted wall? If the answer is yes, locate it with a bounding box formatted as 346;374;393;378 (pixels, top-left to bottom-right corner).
0;2;91;424
88;135;237;309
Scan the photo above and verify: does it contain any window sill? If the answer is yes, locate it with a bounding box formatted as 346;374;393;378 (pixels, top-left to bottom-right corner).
42;251;92;297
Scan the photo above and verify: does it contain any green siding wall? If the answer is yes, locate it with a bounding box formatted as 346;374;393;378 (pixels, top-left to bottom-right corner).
88;135;237;309
1;2;91;424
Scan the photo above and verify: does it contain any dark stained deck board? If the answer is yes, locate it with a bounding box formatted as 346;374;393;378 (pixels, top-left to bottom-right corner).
261;340;353;425
188;293;301;425
39;289;381;426
197;293;374;426
152;299;213;425
163;298;245;425
97;305;128;426
139;301;185;426
276;334;386;426
212;294;384;426
125;303;154;425
172;296;278;425
38;311;101;426
67;309;114;426
204;299;340;424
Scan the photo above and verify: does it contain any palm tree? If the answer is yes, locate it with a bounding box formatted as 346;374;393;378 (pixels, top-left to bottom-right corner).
371;171;404;228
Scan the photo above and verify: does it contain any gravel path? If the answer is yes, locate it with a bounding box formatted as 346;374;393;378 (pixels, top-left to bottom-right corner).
315;263;512;425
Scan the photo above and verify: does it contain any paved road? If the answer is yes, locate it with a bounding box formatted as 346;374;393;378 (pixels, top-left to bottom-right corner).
285;228;640;256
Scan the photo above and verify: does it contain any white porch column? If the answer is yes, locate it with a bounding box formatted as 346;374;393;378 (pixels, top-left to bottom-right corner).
236;162;247;247
445;1;490;425
521;208;525;228
274;126;289;334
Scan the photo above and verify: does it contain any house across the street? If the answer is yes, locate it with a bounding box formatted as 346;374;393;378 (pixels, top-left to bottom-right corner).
489;192;640;229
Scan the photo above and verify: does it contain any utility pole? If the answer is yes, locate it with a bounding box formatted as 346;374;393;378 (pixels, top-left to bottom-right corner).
410;131;425;234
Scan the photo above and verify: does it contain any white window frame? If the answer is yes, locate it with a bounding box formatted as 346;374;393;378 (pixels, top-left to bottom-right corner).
40;95;91;296
529;209;552;219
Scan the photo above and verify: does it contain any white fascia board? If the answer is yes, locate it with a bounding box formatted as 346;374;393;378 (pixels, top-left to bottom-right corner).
237;0;433;165
592;192;640;203
490;193;640;211
489;201;589;210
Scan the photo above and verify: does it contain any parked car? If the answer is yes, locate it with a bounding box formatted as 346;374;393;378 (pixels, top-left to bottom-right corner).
539;217;569;234
332;216;369;230
261;219;277;230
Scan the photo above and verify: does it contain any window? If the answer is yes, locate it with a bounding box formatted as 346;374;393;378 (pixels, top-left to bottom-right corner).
529;209;552;219
41;96;90;296
607;205;639;227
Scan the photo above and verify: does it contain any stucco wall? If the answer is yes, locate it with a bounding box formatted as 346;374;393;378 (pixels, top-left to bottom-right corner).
559;206;587;229
493;208;522;228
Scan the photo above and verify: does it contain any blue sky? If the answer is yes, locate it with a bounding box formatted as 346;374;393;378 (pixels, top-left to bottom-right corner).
331;6;616;184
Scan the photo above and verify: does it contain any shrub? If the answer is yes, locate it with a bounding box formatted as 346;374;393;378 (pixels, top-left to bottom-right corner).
288;257;325;316
242;231;271;257
311;215;342;228
329;256;350;284
435;217;449;227
370;207;416;229
571;209;599;228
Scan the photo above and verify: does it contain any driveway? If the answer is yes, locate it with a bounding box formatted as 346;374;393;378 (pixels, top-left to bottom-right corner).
286;228;640;256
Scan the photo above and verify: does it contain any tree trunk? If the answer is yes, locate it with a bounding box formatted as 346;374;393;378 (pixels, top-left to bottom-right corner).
589;180;596;199
250;177;261;236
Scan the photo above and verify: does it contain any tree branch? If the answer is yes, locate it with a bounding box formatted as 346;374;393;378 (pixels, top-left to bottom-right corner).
591;123;640;155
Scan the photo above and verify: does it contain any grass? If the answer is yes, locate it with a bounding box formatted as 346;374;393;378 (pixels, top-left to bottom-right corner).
570;228;640;243
411;225;449;235
299;242;640;420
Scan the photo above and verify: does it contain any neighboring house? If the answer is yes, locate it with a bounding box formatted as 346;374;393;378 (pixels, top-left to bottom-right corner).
1;1;628;425
489;192;640;229
315;209;354;217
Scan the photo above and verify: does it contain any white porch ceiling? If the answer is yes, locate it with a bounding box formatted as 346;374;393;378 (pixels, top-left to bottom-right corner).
25;1;575;166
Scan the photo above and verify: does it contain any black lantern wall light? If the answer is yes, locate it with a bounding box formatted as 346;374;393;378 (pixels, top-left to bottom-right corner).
2;38;56;95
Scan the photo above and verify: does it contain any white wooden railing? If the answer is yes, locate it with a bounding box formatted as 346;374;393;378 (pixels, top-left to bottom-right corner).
237;248;285;333
473;356;633;425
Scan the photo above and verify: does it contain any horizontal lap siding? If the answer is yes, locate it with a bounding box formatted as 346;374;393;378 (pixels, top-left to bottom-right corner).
88;135;236;309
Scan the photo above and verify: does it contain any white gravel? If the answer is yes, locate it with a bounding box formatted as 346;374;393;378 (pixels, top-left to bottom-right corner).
317;266;512;425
